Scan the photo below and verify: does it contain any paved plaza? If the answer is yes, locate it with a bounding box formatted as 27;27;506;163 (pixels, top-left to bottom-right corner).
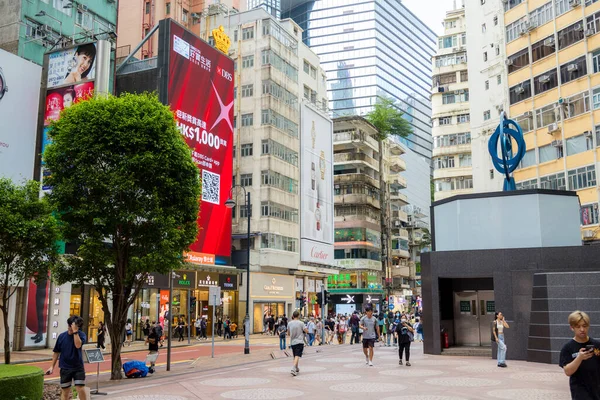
99;342;572;400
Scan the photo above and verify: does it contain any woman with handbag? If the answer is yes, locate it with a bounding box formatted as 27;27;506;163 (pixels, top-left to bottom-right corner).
397;314;414;366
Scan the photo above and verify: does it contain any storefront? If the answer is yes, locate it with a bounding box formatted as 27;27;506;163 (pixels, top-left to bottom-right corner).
248;273;294;333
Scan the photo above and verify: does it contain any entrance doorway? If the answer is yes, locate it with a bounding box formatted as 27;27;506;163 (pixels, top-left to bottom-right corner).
253;302;285;333
453;290;495;346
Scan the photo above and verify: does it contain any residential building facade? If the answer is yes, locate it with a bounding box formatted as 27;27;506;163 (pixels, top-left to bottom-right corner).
504;0;600;243
432;6;474;201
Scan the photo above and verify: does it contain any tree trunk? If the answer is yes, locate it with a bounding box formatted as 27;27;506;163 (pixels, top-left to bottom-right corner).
1;303;10;365
106;305;126;380
378;139;388;289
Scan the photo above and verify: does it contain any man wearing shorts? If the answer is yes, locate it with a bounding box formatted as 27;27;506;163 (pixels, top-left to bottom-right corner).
360;306;380;366
47;316;87;400
288;310;308;376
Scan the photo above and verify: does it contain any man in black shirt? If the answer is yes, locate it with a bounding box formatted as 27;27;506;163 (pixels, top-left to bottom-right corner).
559;311;600;400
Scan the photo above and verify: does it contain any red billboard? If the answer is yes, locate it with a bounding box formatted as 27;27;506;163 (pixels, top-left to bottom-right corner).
162;20;234;266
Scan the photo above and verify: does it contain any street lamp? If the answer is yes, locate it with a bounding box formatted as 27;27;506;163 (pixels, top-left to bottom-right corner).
225;185;251;355
35;11;63;37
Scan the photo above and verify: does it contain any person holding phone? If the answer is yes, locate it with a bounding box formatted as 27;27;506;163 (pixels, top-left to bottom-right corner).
46;316;87;400
491;311;510;367
559;311;600;399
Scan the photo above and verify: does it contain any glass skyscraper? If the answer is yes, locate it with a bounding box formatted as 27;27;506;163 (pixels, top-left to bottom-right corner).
273;0;437;161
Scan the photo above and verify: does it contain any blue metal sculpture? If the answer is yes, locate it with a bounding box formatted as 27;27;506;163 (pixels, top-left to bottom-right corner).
488;111;526;191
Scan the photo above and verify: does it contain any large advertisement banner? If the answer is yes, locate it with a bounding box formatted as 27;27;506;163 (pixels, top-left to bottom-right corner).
47;43;96;88
0;49;42;183
164;21;234;266
300;104;334;265
24;274;50;347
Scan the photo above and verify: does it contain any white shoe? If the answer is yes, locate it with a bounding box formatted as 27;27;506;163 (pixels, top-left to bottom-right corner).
291;369;298;376
369;361;374;367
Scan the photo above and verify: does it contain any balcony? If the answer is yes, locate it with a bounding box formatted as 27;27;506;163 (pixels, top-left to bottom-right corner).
261;95;299;121
391;209;408;223
389;142;404;156
391;265;410;278
390;175;407;189
391;248;410;258
117;57;158;75
333;130;379;151
334;173;379;188
334;152;379;171
334;193;380;208
407;219;429;230
393;228;409;240
388;156;406;172
389;191;408;206
432;143;471;158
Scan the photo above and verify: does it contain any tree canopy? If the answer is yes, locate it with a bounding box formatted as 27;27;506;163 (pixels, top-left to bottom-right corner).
366;96;413;141
0;178;61;364
44;92;201;378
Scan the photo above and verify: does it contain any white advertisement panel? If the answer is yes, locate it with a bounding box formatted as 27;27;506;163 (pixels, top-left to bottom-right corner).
47;43;97;89
0;49;42;182
300;104;334;265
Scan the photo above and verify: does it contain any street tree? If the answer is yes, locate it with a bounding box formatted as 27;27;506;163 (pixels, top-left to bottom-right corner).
44;93;201;379
366;96;413;286
0;178;61;364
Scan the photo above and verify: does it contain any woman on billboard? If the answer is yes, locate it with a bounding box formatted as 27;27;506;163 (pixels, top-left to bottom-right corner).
63;44;96;85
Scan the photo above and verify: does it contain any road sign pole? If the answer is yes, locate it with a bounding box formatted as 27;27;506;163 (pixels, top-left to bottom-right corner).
212;294;216;358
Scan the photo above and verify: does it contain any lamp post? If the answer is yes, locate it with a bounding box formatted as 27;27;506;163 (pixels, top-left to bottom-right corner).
225;186;251;355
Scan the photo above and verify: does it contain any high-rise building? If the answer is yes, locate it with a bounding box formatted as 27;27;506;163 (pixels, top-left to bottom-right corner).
432;6;474;201
464;0;508;193
502;0;600;243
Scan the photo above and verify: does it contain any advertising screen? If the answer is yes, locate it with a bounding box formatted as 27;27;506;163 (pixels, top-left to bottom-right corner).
0;48;42;182
300;104;334;265
47;43;97;88
165;21;234;266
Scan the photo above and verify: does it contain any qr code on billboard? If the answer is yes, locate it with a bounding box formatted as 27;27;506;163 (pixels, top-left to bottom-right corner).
202;170;220;205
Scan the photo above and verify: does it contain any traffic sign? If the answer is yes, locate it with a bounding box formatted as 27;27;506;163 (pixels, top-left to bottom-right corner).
388;304;395;310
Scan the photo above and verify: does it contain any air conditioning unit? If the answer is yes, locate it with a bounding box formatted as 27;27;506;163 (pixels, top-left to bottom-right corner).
548;123;559;133
567;63;579;72
438;86;446;93
515;85;525;94
459;176;465;181
583;229;594;239
570;0;581;7
539;74;550;83
584;130;593;137
551;139;563;147
574;23;583;31
445;178;451;182
495;105;503;111
78;4;89;12
453;47;459;52
543;37;555;46
42;24;52;33
505;58;514;66
586;29;595;37
456;89;465;94
394;221;401;227
524;111;533;117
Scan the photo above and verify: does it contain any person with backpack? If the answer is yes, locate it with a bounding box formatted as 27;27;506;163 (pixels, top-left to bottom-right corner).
277;321;288;350
223;317;231;339
397;314;414;366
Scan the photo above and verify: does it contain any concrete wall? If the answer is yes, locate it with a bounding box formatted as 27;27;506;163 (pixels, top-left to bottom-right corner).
0;0;21;54
422;245;600;363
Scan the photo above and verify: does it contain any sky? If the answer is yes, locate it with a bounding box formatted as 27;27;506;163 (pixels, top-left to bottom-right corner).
402;0;458;36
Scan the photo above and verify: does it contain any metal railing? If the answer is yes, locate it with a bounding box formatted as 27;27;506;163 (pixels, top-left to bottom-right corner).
117;57;158;75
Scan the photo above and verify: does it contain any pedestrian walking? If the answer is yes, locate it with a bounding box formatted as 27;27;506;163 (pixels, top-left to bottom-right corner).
154;321;164;347
194;318;202;339
96;321;106;350
268;314;275;335
349;311;360;345
360;306;379;366
230;321;238;338
277;322;287;350
46;316;87;400
307;317;316;346
338;316;348;344
143;319;150;339
124;318;133;346
200;317;207;339
145;325;159;374
397;315;414;366
559;310;600;399
491;311;509;367
288;311;308;376
217;317;223;336
414;318;423;342
177;317;186;342
224;317;231;339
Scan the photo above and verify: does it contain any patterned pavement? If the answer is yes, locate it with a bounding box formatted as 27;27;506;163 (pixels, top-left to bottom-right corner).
103;342;571;400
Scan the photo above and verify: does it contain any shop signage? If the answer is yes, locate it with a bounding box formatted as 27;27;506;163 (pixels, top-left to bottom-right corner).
178;273;192;286
366;295;380;303
335;258;380;271
219;274;238;290
342;294;355;304
329;294;364;304
142;272;170;288
173;271;197;289
264;277;284;293
197;272;218;287
251;273;293;298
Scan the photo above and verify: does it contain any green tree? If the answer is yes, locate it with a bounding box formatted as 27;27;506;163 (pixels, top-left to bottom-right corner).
0;179;61;364
366;96;413;284
44;93;201;379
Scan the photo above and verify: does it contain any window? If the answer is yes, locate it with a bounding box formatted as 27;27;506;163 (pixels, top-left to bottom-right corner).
239;205;249;218
540;172;566;190
520;149;536;168
435;176;473;192
232;146;236;158
506;17;526;43
531;36;555;63
564;91;590;119
303;85;310;100
241;113;254;127
433;133;470;148
262;80;298;106
516;179;538;190
497;75;502;85
182;9;188;22
496;46;500;56
310;90;317;104
261;139;298;166
485;80;489;90
587;11;600;35
587;0;600;6
261;201;299;223
439;117;452;125
310;66;317;79
459;154;472;167
593;87;600;109
515;113;533;133
483;52;488;62
241;143;253;157
145;1;150;14
460;70;468;82
566;134;593;156
166;2;171;14
558;21;585;50
484;111;491;120
533;69;558;95
442;93;456;104
261;170;298;193
508;48;529;74
242;55;254;68
261;109;298;137
242;27;254;40
581;204;599;225
560;56;587;84
433;72;457;86
438;35;459;49
233;116;237;129
303;60;310;74
568;165;596;190
435;52;467;67
592;49;600;74
461;33;466;45
535;103;557;128
457;114;470;123
445;20;457;29
240;173;252;187
482;24;487;33
241;84;253;98
494;16;498;26
555;0;569;17
261;233;298;252
261;49;298;82
208;36;215;46
529;2;553;28
504;0;524;11
509;80;532;105
434;156;455;169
